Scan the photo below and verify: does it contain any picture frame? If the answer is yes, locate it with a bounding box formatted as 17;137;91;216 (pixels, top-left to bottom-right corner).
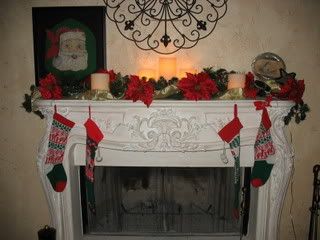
32;6;106;95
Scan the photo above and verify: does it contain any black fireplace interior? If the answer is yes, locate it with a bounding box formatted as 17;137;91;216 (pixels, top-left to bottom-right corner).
80;166;250;236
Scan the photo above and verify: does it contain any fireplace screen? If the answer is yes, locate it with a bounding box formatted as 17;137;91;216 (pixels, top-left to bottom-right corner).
80;167;241;236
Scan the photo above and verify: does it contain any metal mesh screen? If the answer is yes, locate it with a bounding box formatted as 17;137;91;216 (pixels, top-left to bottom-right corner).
81;167;240;236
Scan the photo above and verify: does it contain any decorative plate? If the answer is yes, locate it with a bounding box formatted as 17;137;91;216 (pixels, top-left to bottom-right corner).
251;52;286;81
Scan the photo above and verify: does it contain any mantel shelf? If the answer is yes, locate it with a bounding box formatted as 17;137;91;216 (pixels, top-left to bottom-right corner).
35;99;294;108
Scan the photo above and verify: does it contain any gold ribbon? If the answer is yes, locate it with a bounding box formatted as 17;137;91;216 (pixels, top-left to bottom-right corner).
265;79;281;93
30;88;42;111
219;88;245;100
75;90;119;100
153;85;180;99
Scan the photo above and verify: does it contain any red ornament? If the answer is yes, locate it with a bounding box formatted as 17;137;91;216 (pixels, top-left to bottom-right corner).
39;73;62;99
178;72;218;100
243;72;258;99
275;78;305;103
125;75;154;107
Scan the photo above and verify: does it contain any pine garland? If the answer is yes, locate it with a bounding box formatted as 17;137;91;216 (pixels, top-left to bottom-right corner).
110;73;129;98
23;67;310;124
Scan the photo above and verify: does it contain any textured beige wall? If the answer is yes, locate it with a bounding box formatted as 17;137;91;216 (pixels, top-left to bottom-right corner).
0;0;319;239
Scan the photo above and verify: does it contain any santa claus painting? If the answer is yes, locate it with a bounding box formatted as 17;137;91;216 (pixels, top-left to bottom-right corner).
52;30;88;72
44;18;97;95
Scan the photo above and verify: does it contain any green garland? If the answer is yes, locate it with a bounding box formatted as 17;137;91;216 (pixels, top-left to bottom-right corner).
22;67;309;124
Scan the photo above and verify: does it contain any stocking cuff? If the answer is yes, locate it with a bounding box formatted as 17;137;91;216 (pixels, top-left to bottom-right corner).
218;117;243;143
84;118;104;143
53;113;75;128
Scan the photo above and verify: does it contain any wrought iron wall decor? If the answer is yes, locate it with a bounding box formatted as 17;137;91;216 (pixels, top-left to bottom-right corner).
103;0;228;54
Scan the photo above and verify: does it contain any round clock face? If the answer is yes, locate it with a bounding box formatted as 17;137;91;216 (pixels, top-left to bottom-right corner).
252;52;286;81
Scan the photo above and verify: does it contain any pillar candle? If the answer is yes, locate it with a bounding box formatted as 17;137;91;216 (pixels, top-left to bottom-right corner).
159;57;177;80
138;69;156;80
91;73;110;91
227;73;246;90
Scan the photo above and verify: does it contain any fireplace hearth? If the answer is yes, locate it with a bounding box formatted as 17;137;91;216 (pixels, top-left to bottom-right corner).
35;100;294;240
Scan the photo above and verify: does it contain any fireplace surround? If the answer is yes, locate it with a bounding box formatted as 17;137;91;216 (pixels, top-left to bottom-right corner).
35;100;294;240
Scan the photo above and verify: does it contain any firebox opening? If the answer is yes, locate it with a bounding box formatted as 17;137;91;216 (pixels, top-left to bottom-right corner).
80;167;249;236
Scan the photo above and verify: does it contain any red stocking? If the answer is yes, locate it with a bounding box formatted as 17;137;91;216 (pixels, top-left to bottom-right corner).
84;107;104;213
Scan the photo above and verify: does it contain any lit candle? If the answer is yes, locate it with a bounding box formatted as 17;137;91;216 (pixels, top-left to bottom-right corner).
138;69;156;80
227;73;246;90
178;68;197;79
91;73;110;91
159;57;177;80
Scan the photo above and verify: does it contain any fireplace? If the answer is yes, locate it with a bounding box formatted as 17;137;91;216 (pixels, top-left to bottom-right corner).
35;100;294;240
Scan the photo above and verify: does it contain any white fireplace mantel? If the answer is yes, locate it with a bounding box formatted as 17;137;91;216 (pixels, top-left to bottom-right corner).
35;100;294;240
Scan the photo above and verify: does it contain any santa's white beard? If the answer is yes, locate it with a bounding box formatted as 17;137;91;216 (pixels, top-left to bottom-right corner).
52;51;88;72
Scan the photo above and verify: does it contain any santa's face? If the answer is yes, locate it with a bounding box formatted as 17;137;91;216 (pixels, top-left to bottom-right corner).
60;38;86;55
52;32;88;72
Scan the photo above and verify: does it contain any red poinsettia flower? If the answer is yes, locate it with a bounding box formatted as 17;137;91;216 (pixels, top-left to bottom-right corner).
125;75;154;107
243;72;258;99
275;78;305;103
178;72;218;100
38;73;62;99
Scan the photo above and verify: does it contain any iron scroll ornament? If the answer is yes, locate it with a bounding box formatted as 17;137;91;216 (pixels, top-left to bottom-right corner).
104;0;228;54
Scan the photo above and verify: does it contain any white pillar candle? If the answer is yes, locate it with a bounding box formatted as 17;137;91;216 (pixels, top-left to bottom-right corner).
91;73;110;91
227;73;246;90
